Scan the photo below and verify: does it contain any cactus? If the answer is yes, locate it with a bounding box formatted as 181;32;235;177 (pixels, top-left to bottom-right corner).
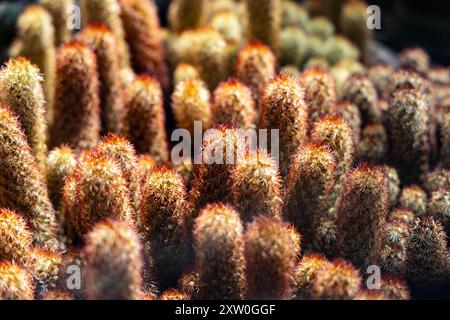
331;59;364;93
245;216;300;300
368;63;393;99
211;12;243;45
140;167;189;289
428;189;450;236
389;209;414;225
137;154;157;180
212;79;256;129
313;219;338;258
379;220;409;276
260;74;308;179
231;150;282;223
78;24;126;135
41;290;73;300
160;289;190;300
336;101;361;146
0;104;58;250
80;0;131;71
399;47;430;75
235;41;276;103
337;165;388;268
83;220;142;300
0;57;48;173
281;1;309;29
357;123;388;164
292;253;328;300
194;203;245;300
63;150;133;242
385;166;400;209
0;262;34;300
125;76;169;162
311;259;361;300
51;42;100;151
441;110;450;168
245;0;281;54
16;5;56;119
324;35;360;66
178;269;200;300
309;16;335;39
172;79;212;135
39;0;73;46
173;63;200;85
31;247;61;297
280;27;308;67
379;275;410;300
280;65;301;77
300;67;337;127
118;0;169;90
388;87;430;184
398;185;427;217
354;291;387;300
284;143;335;247
169;0;207;33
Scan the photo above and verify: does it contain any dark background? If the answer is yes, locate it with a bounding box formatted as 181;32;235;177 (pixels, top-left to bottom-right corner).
1;0;450;65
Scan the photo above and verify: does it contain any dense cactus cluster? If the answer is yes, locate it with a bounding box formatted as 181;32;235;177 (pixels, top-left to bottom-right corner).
0;0;449;301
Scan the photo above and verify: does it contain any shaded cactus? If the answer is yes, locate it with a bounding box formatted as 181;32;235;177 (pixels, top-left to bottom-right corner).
398;185;427;217
399;47;430;74
169;0;207;33
379;274;410;300
441;110;450;168
357;123;388;164
379;220;409;276
309;16;335;39
39;0;73;46
368;63;393;99
292;253;328;300
389;208;414;225
324;35;360;66
178;269;200;300
0;262;34;300
280;27;308;67
428;189;450;236
336;101;361;146
385;166;400;209
194;203;245;300
281;1;309;29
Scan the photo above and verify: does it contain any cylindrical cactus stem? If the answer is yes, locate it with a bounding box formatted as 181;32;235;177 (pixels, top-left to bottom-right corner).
279;27;308;67
385;166;400;209
231;150;282;223
160;289;190;300
245;0;281;54
63;150;133;242
300;66;337;127
39;0;73;46
284;143;336;247
357;123;388;164
125;76;169;162
212;79;256;129
118;0;169;91
171;79;212;135
428;189;450;236
178;269;200;300
140;167;189;290
51;41;100;151
379;220;409;277
0;261;35;300
41;290;73;300
336;165;388;268
169;0;207;33
137;154;157;181
46;146;77;214
210;11;243;45
96;135;141;216
343;73;380;125
399;47;430;75
389;86;430;184
173;63;200;85
0;104;58;250
0;57;48;173
31;247;62;297
441;110;450;168
260;74;309;179
83;219;143;300
424;167;450;193
368;63;393;99
405;217;448;291
336;100;361;146
379;274;410;300
235;41;276;104
311;115;354;214
292;253;328;300
244;216;300;300
80;0;131;71
389;208;414;225
16;5;56;120
311;259;362;300
398;185;427;217
194;203;245;300
78;24;126;135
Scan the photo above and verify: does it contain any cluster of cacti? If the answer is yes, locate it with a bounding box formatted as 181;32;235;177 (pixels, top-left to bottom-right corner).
0;0;449;301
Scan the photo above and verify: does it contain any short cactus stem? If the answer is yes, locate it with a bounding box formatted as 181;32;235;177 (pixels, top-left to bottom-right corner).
0;261;35;300
169;0;207;33
31;247;62;297
368;63;393;99
292;253;328;300
399;47;430;75
427;189;450;236
39;0;73;46
357;123;388;164
178;269;200;300
385;166;401;209
378;274;410;300
173;63;200;85
336;100;361;146
398;185;427;217
379;220;409;276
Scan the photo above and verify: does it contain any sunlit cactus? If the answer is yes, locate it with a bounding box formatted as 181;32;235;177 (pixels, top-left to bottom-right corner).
428;189;450;236
357;123;388;164
0;104;58;250
304;57;330;70
389;87;429;184
260;74;308;179
245;216;300;300
235;41;276;103
137;154;157;180
379;274;410;300
63;150;133;242
343;73;380;125
368;63;393;99
178;269;200;300
385;166;400;209
300;67;337;127
311;115;354;213
0;57;48;173
231;150;282;223
51;41;100;151
280;65;301;77
31;247;61;297
169;0;207;33
331;59;364;93
78;24;126;135
379;220;409;276
398;185;427;217
41;290;73;300
246;0;281;54
194;203;245;300
118;0;169;90
173;63;200;85
280;27;308;67
336;101;361;146
405;217;448;291
80;0;131;71
83;220;142;300
399;47;430;74
39;0;73;46
292;253;328;300
337;165;388;268
284;143;335;247
140;167;189;289
0;262;34;300
172;79;212;135
125;76;169;162
311;259;361;300
211;12;243;45
16;5;56;118
212;79;256;129
160;289;190;300
309;16;335;39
